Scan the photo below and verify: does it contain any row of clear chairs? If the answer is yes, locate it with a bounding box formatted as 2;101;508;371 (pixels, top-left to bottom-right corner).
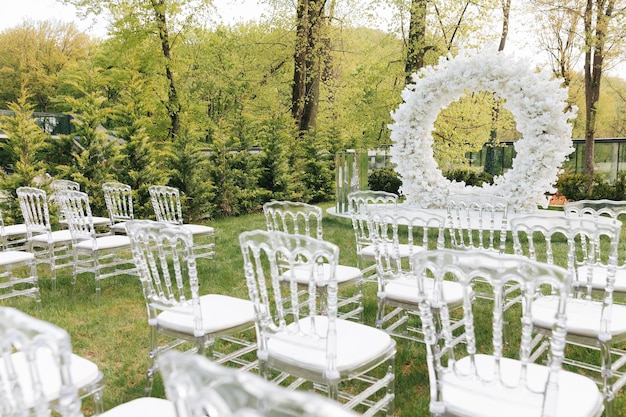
347;190;626;416
0;306;357;417
2;181;216;303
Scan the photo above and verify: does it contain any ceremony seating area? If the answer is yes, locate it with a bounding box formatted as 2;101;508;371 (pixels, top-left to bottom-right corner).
2;181;626;416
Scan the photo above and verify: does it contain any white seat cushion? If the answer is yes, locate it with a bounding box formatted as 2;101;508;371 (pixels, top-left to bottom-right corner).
267;316;394;373
2;224;28;237
110;222;128;234
0;250;35;266
360;243;423;259
440;354;604;417
0;350;101;409
282;263;362;285
576;265;626;293
157;294;255;334
382;277;464;307
182;224;214;236
31;230;74;245
99;397;176;417
74;235;131;251
533;296;626;338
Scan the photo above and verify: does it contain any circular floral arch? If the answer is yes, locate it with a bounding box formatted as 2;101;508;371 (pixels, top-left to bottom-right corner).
388;49;577;212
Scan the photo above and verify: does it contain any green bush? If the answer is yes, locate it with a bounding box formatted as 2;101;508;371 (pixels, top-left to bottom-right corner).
443;169;494;187
556;173;626;201
368;167;402;194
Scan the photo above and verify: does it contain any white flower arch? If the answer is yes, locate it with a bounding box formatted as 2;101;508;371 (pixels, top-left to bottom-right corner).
388;49;577;212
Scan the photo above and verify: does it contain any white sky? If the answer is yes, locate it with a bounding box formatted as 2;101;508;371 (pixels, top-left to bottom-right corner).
0;0;265;37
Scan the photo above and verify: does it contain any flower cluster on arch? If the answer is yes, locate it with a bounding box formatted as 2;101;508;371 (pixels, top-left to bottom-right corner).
388;48;577;212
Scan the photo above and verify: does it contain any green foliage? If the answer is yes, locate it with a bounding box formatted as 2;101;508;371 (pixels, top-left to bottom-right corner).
0;87;50;220
556;172;626;201
368;167;402;194
443;168;494;186
110;73;170;219
167;128;215;222
256;115;294;200
0;21;91;111
56;69;123;214
288;131;335;204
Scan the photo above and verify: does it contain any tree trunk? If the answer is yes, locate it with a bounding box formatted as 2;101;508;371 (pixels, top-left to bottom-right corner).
151;0;181;140
583;0;614;176
485;0;511;176
291;0;326;133
404;0;428;83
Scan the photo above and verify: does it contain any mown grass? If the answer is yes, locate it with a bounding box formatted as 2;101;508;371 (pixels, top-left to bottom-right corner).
3;202;626;416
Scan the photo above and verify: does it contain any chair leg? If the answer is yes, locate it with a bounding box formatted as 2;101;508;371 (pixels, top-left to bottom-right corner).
145;325;159;396
386;362;395;417
91;387;104;415
601;340;615;417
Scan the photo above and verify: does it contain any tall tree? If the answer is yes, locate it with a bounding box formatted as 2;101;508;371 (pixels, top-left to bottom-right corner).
484;0;511;176
63;0;212;141
291;0;331;133
0;20;91;111
0;86;50;219
404;0;428;81
530;0;626;175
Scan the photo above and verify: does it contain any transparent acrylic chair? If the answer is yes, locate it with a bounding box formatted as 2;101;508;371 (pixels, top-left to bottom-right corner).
413;249;604;417
263;200;363;321
102;182;134;235
239;230;396;416
160;350;361;417
17;186;75;290
446;192;520;310
0;306;104;416
0;241;39;306
149;185;215;261
126;220;257;395
50;179;80;226
56;190;138;301
0;208;28;250
565;199;626;299
0;306;176;417
347;190;399;282
50;179;111;232
511;213;626;415
446;192;510;253
367;205;465;344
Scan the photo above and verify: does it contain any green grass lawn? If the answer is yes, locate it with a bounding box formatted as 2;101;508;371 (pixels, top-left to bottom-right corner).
3;202;626;416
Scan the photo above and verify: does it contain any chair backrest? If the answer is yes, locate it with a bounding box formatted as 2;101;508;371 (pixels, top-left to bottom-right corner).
565;199;626;268
126;220;201;330
56;190;97;242
17;186;54;237
446;193;509;253
511;213;621;301
239;230;340;372
347;191;398;252
102;182;134;224
50;180;80;223
564;199;626;219
149;185;184;225
263;200;323;240
0;306;83;417
159;350;359;417
50;179;80;193
367;206;445;284
412;249;572;417
0;209;11;249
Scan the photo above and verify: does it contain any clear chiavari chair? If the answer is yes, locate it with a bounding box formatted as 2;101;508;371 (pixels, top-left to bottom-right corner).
263;200;363;321
414;248;604;417
239;229;396;416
